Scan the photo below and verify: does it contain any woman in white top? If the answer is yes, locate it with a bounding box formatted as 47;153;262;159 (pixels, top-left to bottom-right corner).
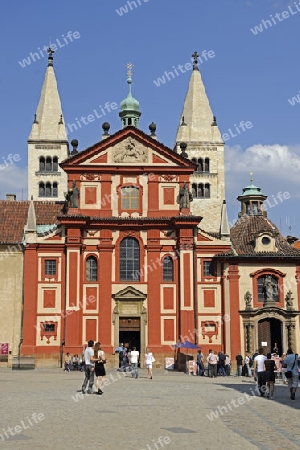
144;348;153;379
94;342;106;395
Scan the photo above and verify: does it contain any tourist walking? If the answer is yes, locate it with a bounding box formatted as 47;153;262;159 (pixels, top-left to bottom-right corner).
264;353;276;399
94;342;106;395
145;348;154;379
130;346;139;379
225;354;231;376
280;353;287;384
254;348;267;396
82;340;96;394
283;348;300;400
244;354;252;377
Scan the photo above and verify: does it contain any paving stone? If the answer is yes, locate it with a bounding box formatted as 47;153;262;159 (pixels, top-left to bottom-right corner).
0;369;299;450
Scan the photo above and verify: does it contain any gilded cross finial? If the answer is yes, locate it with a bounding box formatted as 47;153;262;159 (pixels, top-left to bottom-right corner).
127;62;134;78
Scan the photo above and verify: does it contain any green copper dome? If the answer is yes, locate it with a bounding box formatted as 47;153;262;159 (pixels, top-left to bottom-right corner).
240;183;266;197
119;64;141;128
120;77;140;111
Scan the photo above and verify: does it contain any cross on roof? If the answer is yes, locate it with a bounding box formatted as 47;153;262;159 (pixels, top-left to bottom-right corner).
127;62;134;77
47;47;55;57
191;51;199;65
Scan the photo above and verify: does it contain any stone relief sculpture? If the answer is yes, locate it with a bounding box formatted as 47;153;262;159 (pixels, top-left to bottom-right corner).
285;290;294;310
113;138;148;163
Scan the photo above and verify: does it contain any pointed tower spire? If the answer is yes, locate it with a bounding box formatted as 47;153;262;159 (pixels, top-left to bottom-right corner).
175;51;222;144
27;49;69;201
28;48;67;141
220;200;230;241
119;63;141;128
175;51;225;234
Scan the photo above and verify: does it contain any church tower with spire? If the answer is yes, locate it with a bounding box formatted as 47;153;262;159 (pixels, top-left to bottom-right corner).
27;49;69;201
175;52;226;235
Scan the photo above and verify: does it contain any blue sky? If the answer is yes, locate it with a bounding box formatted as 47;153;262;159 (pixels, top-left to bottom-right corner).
1;0;300;236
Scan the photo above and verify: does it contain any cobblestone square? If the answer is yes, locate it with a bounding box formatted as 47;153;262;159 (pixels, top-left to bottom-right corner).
0;368;299;450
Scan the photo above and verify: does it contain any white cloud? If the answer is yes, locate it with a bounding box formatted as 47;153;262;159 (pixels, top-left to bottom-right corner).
0;164;28;201
225;143;300;237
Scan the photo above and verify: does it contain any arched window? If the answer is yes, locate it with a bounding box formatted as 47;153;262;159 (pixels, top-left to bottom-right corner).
53;157;58;171
204;158;210;172
121;186;139;210
39;182;45;197
86;256;98;281
198;183;204;198
204;184;210;198
197;158;204;172
45;182;52;197
53;182;58;197
120;238;140;281
163;256;173;281
46;157;52;171
39;157;45;172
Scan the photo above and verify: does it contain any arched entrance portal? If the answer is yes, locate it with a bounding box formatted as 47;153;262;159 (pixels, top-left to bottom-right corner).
258;318;282;355
112;286;147;361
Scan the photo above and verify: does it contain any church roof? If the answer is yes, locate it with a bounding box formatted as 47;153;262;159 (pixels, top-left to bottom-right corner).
28;51;68;142
60;126;197;171
0;201;63;244
217;215;300;258
175;57;223;143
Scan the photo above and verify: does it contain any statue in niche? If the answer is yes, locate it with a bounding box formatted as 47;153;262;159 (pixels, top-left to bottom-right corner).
263;275;276;301
69;181;80;208
179;182;193;209
244;291;252;309
285;290;294;310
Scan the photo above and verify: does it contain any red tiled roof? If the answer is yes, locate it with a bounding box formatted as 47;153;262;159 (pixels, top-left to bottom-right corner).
0;201;63;244
222;215;300;257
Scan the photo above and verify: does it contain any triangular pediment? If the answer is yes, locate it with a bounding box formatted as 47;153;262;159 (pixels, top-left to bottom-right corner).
61;127;196;171
112;286;147;301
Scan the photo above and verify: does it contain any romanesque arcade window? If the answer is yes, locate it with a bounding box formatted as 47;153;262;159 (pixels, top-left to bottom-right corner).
120;237;140;281
39;156;58;172
163;256;174;281
38;182;58;197
191;158;210;173
192;183;210;199
86;256;98;282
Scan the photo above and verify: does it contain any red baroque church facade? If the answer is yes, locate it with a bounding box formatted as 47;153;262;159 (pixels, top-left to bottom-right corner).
22;126;231;365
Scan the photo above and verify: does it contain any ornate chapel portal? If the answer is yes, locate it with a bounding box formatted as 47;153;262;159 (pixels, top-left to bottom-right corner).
112;286;147;359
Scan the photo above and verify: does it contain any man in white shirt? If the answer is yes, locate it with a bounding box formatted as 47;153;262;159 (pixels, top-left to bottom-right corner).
130;347;139;379
82;340;97;394
254;347;267;396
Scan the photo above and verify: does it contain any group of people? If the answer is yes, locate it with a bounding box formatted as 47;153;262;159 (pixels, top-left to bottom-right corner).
64;353;84;372
114;343;154;379
253;347;300;400
196;350;232;377
81;341;154;395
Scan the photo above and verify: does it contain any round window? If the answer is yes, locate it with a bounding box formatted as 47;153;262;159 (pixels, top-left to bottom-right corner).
262;237;271;245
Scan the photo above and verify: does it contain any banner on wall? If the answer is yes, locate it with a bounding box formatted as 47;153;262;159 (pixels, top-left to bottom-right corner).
0;343;8;355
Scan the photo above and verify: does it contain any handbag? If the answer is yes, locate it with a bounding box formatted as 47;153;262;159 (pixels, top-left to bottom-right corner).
285;355;297;379
152;356;156;363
